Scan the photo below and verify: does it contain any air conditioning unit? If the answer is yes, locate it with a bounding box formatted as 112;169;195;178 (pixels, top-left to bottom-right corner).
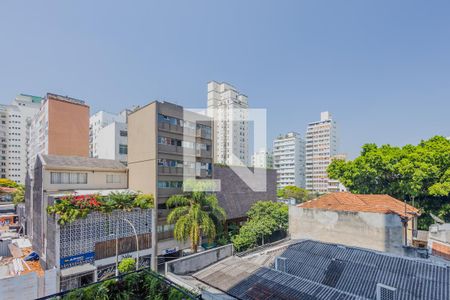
376;283;397;300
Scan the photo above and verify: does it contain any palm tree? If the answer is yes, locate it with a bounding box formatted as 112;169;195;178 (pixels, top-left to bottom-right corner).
166;191;226;253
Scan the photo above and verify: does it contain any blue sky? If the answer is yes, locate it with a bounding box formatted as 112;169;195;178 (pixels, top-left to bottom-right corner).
0;0;449;158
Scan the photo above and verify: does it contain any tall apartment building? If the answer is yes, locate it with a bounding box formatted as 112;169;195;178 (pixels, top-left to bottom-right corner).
305;111;338;193
252;148;273;169
207;81;249;166
27;93;90;174
90;110;129;164
273;132;306;189
128;101;213;270
0;94;42;183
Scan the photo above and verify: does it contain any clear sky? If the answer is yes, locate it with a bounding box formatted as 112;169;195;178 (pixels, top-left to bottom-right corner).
1;0;449;158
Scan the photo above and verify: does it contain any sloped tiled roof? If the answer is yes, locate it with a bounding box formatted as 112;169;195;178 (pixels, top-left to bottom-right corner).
299;192;419;218
0;187;17;194
41;154;126;171
194;240;450;300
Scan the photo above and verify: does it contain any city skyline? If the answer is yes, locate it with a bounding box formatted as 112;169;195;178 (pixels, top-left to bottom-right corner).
1;1;450;160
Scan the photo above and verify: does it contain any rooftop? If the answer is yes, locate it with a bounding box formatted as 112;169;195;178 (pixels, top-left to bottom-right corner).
193;240;450;300
299;192;420;218
40;154;127;171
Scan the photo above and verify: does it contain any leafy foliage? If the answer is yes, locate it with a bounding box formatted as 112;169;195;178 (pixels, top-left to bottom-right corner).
118;258;136;274
61;270;194;300
0;178;18;188
327;136;450;228
277;185;309;203
232;201;288;251
166;191;226;253
47;192;154;225
12;184;25;204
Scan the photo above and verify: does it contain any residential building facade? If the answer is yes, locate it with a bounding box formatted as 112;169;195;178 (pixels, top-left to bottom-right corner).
252;148;273;169
128;101;213;270
305;111;338;193
27;93;90;174
207;81;249;166
25;154;152;292
89;110;129;164
0;94;42;183
273;132;306;189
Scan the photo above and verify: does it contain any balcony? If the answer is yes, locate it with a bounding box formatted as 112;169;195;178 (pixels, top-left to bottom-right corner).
196;149;209;158
158;187;183;197
158;166;197;176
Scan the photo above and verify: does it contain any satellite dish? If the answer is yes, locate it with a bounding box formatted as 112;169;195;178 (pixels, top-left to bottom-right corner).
430;213;445;224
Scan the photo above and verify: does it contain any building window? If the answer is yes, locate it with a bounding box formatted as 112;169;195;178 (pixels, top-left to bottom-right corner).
51;172;88;184
106;174;121;183
119;144;128;155
119;130;127;137
157;181;183;189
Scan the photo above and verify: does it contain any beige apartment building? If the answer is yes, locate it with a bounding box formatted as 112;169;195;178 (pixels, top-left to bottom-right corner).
128;101;213;269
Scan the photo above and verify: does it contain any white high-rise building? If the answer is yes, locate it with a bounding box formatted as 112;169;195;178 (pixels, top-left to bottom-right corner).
207;81;249;166
252;148;273;169
273;132;306;189
90;110;129;164
0;94;42;183
305;111;339;193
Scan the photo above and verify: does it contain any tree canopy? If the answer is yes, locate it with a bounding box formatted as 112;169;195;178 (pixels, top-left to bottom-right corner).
0;178;18;188
166;191;226;253
277;185;309;203
232;201;288;251
327;136;450;227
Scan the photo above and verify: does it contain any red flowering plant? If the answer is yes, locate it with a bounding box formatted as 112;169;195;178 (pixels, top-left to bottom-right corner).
47;191;154;225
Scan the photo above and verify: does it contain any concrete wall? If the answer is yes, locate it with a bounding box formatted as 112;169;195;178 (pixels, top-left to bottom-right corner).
0;272;38;300
0;269;58;300
47;97;90;157
213;166;277;220
289;206;405;255
165;244;233;275
128;102;157;195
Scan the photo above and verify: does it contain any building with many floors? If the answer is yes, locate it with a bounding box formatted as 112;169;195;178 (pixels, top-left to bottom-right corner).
207;81;249;166
128;101;213;270
89;110;129;164
0;94;42;183
252;148;273;169
27;93;90;175
273;132;306;189
305;111;339;193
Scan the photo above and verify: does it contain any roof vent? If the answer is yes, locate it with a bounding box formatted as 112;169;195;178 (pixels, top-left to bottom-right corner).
275;256;287;273
376;283;397;300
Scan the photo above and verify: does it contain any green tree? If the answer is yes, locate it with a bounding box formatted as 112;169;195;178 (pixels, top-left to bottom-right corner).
327;136;450;228
277;185;309;203
12;184;25;204
0;178;18;188
118;257;136;274
166;191;226;253
232;201;288;251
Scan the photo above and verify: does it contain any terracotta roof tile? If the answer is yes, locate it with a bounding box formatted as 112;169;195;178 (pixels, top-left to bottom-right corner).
298;192;420;218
